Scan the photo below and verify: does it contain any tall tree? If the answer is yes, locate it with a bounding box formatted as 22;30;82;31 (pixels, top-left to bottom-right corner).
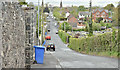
78;5;86;11
104;3;115;11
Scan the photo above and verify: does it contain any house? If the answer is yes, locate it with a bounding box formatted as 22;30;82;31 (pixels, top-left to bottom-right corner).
77;21;86;29
78;11;90;19
67;14;85;29
92;9;112;23
68;15;78;27
65;8;70;18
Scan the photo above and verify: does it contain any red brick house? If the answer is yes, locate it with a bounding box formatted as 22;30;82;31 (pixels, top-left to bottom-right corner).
92;9;112;23
67;15;85;28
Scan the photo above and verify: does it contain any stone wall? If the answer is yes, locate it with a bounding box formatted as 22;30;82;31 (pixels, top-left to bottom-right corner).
24;7;37;68
0;2;37;68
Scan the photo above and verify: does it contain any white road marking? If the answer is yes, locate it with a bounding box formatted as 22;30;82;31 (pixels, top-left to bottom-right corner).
56;65;61;68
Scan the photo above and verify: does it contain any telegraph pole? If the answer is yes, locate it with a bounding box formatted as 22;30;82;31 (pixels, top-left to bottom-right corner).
41;0;44;45
38;0;40;45
89;0;93;36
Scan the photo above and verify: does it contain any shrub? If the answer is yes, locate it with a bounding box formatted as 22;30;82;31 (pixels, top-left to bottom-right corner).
58;30;70;43
84;23;89;32
68;32;118;57
92;23;101;31
106;23;112;28
73;29;84;31
100;21;105;26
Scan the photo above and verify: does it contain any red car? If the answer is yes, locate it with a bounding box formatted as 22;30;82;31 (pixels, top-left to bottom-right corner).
45;36;51;40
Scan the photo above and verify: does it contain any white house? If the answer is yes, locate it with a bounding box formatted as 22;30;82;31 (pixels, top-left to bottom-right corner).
66;12;70;18
78;11;90;19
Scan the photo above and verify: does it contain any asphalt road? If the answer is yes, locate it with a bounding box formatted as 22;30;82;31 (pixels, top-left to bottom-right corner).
45;15;118;68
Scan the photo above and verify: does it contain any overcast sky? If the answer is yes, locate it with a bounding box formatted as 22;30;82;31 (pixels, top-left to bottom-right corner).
26;0;119;7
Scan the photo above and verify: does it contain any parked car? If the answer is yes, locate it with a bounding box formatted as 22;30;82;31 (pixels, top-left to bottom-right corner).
45;36;51;40
56;30;58;34
46;43;55;51
48;29;50;32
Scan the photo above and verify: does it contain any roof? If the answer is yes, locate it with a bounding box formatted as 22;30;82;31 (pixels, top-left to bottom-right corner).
79;11;90;15
68;15;78;27
92;9;109;13
67;14;74;20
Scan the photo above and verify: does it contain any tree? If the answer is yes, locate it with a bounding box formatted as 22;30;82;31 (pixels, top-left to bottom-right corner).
53;7;61;20
70;6;78;18
104;3;115;11
60;22;72;31
112;7;118;26
78;5;86;11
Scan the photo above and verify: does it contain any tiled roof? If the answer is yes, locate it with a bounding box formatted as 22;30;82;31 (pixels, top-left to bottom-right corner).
92;9;109;13
79;11;90;15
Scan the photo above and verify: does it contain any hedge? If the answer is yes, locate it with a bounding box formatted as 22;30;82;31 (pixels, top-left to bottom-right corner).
58;30;71;44
68;31;118;57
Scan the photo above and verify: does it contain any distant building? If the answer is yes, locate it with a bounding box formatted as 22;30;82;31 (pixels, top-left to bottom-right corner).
65;8;70;18
92;9;112;23
68;15;78;27
78;11;90;19
67;14;85;29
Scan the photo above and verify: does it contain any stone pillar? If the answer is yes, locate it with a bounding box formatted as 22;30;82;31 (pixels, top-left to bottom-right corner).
1;2;26;68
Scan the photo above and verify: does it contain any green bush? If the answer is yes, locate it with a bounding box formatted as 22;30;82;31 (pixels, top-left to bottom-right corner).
92;23;101;31
100;21;105;26
106;23;112;28
84;23;89;32
73;29;84;31
58;30;70;44
68;32;118;57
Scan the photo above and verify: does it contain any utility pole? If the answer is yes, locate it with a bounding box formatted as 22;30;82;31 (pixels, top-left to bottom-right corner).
41;0;44;45
89;0;93;36
38;0;40;45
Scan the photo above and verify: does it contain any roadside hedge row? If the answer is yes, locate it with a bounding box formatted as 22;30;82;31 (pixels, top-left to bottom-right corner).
58;30;70;44
68;32;118;57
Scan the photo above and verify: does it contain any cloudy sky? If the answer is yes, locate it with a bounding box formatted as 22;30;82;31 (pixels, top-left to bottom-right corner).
26;0;119;7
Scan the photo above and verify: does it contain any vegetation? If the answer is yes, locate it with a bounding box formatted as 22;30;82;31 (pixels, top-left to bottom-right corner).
73;29;84;31
112;7;118;26
18;0;28;5
58;30;71;44
53;7;61;20
92;23;101;31
68;32;118;57
59;22;72;32
100;21;105;26
77;5;86;11
104;3;115;11
105;23;112;28
96;17;103;23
